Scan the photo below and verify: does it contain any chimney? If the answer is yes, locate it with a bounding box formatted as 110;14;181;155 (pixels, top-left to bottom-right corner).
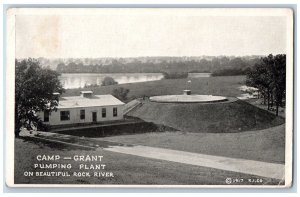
80;91;93;98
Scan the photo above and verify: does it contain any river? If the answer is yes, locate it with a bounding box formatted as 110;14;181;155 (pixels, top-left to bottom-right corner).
59;73;164;89
59;72;211;89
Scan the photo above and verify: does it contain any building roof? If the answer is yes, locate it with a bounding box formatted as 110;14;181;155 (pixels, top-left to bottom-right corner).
58;94;124;109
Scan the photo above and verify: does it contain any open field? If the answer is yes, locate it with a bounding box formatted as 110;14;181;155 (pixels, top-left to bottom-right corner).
14;138;282;185
101;124;285;164
63;76;246;99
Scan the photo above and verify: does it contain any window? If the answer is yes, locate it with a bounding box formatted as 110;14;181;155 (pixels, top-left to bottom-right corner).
80;110;85;120
44;111;49;122
60;111;70;121
102;108;106;118
113;107;118;117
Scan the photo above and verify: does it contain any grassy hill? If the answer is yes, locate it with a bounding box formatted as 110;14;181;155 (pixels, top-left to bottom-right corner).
127;99;284;133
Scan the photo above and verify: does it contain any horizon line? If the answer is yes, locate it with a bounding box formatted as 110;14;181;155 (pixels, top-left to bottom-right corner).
15;54;286;60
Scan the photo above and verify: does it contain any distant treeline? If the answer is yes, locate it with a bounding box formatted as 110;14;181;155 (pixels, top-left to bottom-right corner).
56;57;261;75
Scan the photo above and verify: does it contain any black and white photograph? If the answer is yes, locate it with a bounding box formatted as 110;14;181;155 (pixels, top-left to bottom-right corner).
5;8;294;187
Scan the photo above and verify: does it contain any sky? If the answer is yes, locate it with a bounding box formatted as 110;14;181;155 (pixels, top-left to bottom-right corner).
15;9;288;58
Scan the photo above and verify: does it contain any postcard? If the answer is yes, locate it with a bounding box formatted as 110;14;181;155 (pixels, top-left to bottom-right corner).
5;8;294;188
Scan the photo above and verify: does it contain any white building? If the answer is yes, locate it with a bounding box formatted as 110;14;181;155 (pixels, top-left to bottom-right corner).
37;91;124;126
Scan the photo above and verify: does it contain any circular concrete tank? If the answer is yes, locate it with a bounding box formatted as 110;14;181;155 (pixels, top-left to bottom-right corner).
149;94;228;103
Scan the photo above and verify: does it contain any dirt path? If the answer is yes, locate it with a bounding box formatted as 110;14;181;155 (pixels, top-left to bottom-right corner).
104;145;284;180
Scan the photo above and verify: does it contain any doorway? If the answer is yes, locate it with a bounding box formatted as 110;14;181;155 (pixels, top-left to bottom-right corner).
92;112;97;122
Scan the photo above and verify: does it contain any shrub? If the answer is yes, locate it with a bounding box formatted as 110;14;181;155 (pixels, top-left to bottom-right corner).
101;76;118;86
163;72;188;79
112;87;130;102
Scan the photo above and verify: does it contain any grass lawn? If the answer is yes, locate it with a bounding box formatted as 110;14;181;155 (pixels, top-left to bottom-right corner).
101;124;285;164
63;76;246;99
14;138;282;185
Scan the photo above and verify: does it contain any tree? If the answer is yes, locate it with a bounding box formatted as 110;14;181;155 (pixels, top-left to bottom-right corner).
246;60;272;108
101;76;118;86
56;62;66;73
270;54;286;115
246;54;286;116
112;87;130;102
15;59;64;136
